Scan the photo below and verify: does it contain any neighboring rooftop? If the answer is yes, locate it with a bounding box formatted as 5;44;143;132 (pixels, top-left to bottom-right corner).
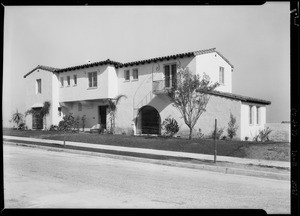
208;90;271;105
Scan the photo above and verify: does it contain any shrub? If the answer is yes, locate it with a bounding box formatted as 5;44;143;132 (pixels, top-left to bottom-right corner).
209;127;224;140
227;113;238;139
58;114;78;132
258;127;272;142
161;117;179;137
49;124;58;131
17;122;27;130
197;128;204;139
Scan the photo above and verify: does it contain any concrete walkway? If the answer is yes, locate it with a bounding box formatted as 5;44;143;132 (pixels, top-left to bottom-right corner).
3;135;290;169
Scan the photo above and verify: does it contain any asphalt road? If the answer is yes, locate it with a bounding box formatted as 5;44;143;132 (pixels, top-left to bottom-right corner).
4;144;290;213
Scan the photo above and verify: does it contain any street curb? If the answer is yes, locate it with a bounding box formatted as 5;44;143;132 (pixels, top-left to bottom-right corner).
4;141;290;181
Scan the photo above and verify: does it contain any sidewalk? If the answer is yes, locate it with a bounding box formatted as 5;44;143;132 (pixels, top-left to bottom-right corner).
3;135;290;168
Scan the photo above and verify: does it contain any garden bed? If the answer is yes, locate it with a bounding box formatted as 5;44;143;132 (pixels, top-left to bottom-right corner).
2;128;290;161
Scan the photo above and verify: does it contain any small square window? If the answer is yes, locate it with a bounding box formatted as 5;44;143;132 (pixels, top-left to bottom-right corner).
73;75;77;85
67;76;70;86
124;70;130;81
132;69;138;80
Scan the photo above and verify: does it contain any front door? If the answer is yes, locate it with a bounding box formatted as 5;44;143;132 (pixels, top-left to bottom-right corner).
98;106;107;129
32;108;43;129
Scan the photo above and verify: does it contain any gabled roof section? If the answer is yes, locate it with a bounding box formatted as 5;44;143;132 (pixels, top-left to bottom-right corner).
118;48;234;68
208;90;271;105
24;65;60;78
56;59;122;73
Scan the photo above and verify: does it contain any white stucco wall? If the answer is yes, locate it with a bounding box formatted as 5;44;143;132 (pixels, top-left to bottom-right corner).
195;52;232;93
114;56;196;134
59;65;118;102
24;69;54;129
240;103;266;140
52;73;63;126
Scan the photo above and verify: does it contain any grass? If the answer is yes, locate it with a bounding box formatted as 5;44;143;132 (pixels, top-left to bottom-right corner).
3;128;290;161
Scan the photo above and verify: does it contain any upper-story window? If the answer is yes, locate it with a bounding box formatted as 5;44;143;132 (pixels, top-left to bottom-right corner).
132;69;138;80
60;77;64;87
73;75;77;86
219;66;225;84
67;76;71;86
36;79;41;94
88;72;97;88
164;64;177;88
124;70;130;81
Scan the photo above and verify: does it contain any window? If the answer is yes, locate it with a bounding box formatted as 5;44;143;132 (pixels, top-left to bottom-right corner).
257;107;261;125
67;76;70;86
88;72;97;88
58;107;62;116
219;66;225;84
36;79;41;94
132;69;138;80
124;70;130;81
73;75;77;85
60;77;64;87
78;103;82;112
164;64;177;88
249;105;253;125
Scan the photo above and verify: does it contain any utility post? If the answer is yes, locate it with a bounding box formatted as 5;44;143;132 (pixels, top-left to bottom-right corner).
214;118;217;163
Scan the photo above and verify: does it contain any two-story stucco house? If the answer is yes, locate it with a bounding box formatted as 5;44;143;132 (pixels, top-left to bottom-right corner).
24;48;271;140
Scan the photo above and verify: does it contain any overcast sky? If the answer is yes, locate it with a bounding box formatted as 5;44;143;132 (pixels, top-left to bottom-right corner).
3;3;290;127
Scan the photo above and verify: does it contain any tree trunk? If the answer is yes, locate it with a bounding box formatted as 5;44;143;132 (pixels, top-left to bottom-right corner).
189;127;193;140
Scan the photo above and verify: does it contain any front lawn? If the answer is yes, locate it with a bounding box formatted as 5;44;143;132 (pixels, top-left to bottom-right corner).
3;128;290;161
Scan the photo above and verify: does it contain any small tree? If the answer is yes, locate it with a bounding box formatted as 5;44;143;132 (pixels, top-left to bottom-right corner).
107;94;127;134
11;109;24;129
171;67;219;139
227;113;239;139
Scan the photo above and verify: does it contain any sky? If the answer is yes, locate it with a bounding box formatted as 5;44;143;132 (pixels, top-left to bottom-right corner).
2;3;290;127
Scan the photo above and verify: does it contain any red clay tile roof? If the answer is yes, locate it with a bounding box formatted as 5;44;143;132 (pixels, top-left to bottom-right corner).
208;90;271;105
56;59;122;73
24;48;233;76
118;48;234;68
23;65;60;78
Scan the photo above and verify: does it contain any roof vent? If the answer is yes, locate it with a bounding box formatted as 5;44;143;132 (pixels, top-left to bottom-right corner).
86;60;92;64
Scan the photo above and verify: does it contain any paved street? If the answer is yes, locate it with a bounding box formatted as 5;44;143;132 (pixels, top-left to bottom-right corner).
4;144;290;213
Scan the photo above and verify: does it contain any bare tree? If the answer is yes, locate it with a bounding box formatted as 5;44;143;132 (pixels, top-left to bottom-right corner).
170;67;219;139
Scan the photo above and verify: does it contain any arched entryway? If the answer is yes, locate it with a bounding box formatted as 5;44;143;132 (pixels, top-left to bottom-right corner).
136;106;161;135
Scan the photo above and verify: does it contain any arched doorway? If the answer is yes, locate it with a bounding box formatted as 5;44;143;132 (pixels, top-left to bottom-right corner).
136;106;160;135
